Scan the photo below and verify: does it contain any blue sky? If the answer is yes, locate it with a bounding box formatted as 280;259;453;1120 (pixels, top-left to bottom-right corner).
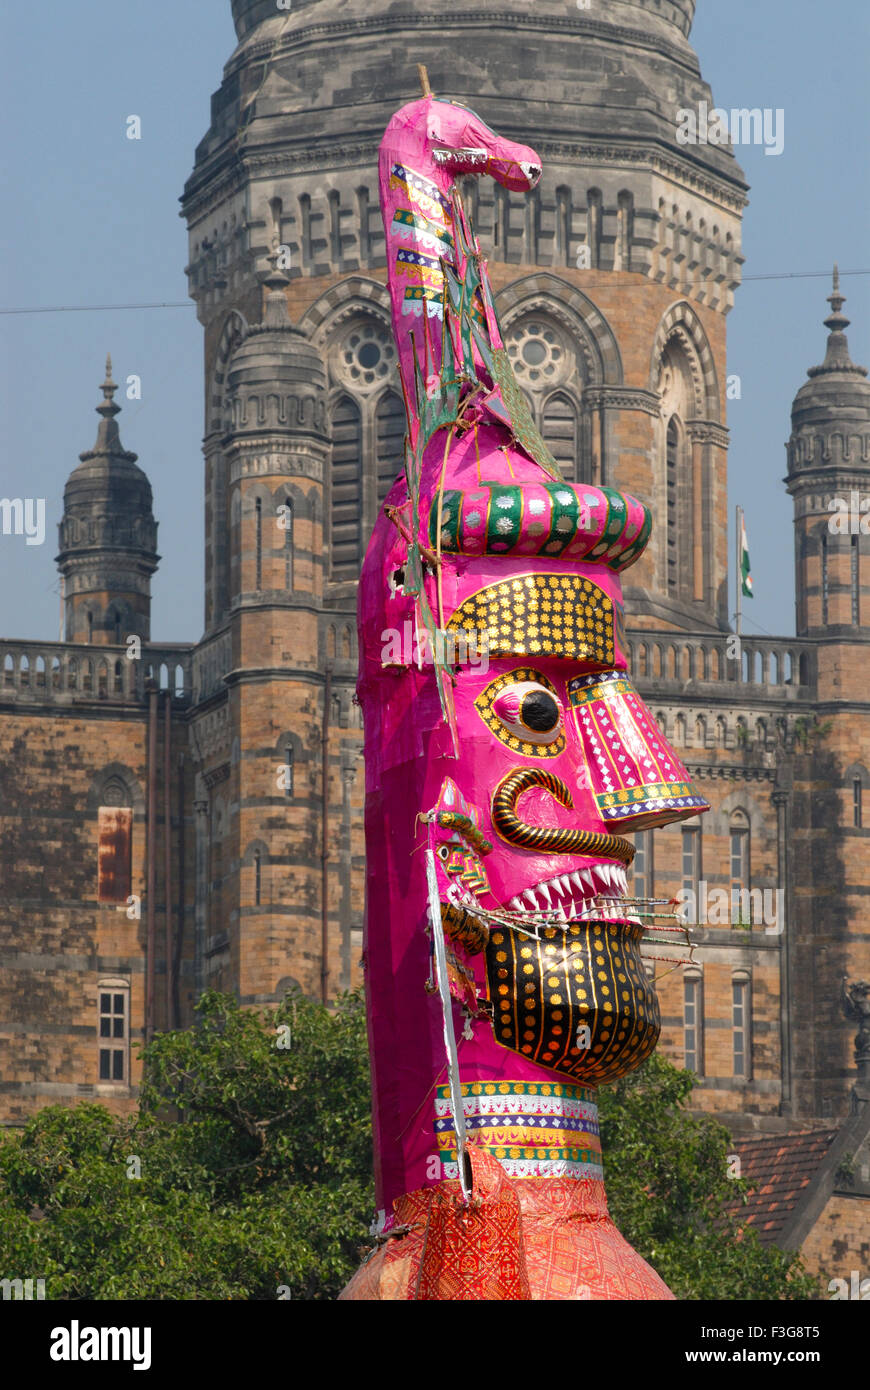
1;0;867;644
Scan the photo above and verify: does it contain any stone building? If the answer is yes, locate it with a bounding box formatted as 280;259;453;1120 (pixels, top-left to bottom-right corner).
1;0;867;1275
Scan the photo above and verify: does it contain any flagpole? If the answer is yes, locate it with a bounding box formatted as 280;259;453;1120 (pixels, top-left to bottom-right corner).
736;504;742;639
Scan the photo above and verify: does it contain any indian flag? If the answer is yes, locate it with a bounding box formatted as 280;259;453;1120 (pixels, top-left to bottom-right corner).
739;513;753;598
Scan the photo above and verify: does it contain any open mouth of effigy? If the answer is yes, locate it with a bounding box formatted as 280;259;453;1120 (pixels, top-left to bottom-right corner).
504;863;638;925
443;859;638;927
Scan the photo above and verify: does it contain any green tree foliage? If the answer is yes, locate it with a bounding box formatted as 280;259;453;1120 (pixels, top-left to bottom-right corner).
0;991;372;1300
0;991;821;1300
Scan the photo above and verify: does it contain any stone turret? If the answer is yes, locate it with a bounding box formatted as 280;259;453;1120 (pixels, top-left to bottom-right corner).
56;359;159;645
787;269;870;637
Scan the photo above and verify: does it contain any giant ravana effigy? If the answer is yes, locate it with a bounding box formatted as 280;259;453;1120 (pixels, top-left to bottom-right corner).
341;80;709;1301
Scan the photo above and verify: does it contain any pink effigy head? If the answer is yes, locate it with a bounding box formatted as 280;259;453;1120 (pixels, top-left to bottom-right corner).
357;93;709;1222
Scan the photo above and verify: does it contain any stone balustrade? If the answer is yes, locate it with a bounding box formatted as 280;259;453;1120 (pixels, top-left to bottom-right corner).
626;631;817;699
0;639;193;706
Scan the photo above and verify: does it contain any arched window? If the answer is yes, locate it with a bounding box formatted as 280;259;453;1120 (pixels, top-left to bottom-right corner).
555;186;571;265
254;849;262;907
616;190;633;271
87;610;94;644
541;392;579;482
820;533;828;625
255;496;263;590
732;975;751;1079
681;825;701;899
730;810;750;898
281;496;294;590
330;395;363;579
283;745;294;798
586;188;602;268
666;417;681;595
376;391;405;508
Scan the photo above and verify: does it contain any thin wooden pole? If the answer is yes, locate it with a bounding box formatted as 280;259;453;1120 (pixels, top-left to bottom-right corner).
163;691;172;1031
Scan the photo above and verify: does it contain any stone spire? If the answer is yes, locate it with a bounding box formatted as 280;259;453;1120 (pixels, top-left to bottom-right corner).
56;359;159;646
786;269;870;636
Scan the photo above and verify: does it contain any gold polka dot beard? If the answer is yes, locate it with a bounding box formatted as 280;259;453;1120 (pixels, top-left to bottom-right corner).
491;768;636;865
486;919;661;1085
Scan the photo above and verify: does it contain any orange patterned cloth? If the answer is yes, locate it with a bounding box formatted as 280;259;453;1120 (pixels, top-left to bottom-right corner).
340;1149;673;1301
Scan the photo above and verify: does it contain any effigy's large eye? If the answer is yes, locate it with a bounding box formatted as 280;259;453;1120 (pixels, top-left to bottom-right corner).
475;669;566;756
518;688;560;734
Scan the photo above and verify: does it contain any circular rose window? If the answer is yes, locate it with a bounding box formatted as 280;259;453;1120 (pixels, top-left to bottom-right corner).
337;322;395;389
507;320;565;386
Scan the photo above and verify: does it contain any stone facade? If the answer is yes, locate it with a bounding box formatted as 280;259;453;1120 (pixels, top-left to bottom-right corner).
1;1;868;1287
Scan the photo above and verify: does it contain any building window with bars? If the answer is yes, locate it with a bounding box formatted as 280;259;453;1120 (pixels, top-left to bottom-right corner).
283;744;294;798
631;830;654;900
854;777;863;829
98;985;128;1084
683;975;703;1075
732;978;750;1078
666;417;681;595
681;825;701;898
730;810;751;924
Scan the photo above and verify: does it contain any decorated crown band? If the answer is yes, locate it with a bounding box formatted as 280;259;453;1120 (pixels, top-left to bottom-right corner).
429;482;651;571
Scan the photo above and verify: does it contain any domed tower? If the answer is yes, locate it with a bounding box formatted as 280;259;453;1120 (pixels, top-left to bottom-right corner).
56;358;159;645
207;268;332;1002
784;272;870;1120
184;0;746;636
787;268;870;640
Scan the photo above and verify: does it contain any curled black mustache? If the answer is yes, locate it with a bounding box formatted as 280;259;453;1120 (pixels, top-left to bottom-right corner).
491;768;636;867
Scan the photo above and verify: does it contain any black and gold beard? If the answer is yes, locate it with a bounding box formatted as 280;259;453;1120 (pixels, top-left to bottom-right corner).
486;918;660;1085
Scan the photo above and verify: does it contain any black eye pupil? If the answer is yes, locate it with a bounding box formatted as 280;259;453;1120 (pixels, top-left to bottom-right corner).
521;691;559;732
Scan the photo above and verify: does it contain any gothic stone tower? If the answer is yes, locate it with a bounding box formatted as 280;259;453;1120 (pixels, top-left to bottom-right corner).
783;274;870;1119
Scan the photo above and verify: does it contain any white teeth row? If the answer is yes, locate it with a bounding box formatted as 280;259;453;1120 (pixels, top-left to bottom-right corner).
508;864;629;919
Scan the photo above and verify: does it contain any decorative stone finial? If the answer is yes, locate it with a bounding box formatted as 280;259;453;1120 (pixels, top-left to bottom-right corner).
260;251;292;327
807;265;867;377
97;355;121;422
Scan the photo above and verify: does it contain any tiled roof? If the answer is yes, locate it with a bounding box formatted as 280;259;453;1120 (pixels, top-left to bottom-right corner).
726;1129;839;1245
